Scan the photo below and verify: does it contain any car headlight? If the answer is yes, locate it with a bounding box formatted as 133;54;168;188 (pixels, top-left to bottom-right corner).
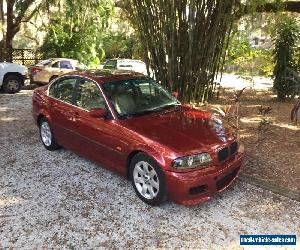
172;153;212;169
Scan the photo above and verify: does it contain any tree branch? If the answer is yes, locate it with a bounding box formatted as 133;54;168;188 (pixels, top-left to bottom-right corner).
255;1;300;13
14;0;35;26
236;1;300;18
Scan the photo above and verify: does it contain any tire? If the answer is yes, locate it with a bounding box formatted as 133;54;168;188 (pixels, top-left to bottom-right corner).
130;153;166;206
49;75;58;83
39;117;60;151
2;74;23;94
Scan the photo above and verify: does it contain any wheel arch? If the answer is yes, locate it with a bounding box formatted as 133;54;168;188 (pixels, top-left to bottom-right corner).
49;75;58;83
4;72;24;83
36;111;52;126
37;113;45;125
126;150;144;179
126;147;167;179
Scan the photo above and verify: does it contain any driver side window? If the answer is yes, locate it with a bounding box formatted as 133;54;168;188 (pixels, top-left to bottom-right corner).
76;79;106;111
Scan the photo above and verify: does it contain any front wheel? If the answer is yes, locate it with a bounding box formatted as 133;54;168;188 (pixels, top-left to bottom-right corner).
130;153;166;206
39;117;60;151
2;75;23;93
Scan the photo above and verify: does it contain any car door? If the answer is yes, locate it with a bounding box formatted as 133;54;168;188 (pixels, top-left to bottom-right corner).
71;78;125;171
47;76;79;148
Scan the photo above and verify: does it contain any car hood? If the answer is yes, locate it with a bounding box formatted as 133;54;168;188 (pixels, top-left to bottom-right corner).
0;62;27;70
122;107;235;155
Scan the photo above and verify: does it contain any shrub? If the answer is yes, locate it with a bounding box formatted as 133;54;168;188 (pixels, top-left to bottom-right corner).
273;17;300;101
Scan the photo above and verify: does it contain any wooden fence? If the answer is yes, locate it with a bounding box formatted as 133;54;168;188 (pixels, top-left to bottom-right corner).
0;48;43;66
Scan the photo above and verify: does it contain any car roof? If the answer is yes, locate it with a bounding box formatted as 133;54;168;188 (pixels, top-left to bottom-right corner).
71;69;148;84
106;59;145;63
50;58;78;62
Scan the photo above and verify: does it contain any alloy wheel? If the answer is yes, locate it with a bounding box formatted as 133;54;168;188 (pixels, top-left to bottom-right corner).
40;122;52;147
133;161;159;199
7;80;20;92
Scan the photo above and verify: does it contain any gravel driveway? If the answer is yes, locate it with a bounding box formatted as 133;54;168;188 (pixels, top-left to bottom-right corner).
0;90;299;249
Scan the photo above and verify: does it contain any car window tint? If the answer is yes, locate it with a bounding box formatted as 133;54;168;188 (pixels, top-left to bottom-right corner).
76;80;106;111
60;60;73;69
49;78;77;104
52;61;60;68
102;79;177;117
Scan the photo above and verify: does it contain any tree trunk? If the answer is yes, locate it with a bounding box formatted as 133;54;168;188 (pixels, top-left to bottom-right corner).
130;0;236;103
5;0;15;62
2;0;40;62
122;0;300;103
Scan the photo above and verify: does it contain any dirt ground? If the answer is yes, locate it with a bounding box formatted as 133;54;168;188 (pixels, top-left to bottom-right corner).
0;90;299;249
209;89;300;194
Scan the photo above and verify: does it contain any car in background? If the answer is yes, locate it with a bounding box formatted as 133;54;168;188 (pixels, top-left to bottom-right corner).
103;59;148;75
29;58;86;85
0;62;28;93
32;70;244;206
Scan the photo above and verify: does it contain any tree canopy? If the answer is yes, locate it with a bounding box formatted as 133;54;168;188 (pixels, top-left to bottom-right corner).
1;0;300;102
40;0;113;65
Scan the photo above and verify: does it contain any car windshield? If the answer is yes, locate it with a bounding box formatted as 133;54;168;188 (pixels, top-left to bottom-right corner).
102;79;180;118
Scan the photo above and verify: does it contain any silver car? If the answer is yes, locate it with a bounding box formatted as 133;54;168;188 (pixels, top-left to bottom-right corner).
29;58;86;85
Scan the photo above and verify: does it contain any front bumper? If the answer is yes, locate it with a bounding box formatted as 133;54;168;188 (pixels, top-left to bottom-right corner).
165;153;243;205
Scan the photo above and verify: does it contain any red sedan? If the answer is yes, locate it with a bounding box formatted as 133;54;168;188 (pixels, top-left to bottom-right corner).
32;70;244;206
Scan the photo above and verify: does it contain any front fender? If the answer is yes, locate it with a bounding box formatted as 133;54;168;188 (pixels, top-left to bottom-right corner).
129;143;173;170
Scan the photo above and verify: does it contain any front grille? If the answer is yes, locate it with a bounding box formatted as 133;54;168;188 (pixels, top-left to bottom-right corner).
230;141;238;155
216;167;240;190
218;147;229;162
218;141;238;162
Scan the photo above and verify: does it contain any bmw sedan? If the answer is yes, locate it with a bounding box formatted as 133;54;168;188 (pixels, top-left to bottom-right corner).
32;70;244;206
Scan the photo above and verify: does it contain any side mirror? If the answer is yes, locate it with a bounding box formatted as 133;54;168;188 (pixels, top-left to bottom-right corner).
89;108;107;118
172;91;179;98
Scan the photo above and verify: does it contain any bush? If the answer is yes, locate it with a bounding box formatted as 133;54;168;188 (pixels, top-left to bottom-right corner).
273;17;300;101
224;30;274;77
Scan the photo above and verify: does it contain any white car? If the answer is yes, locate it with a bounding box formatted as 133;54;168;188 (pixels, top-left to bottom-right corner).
0;62;28;93
29;58;86;85
103;59;148;75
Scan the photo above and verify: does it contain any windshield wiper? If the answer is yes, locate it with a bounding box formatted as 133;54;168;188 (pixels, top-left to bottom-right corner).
125;109;163;118
119;103;182;119
146;102;181;112
159;103;182;115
